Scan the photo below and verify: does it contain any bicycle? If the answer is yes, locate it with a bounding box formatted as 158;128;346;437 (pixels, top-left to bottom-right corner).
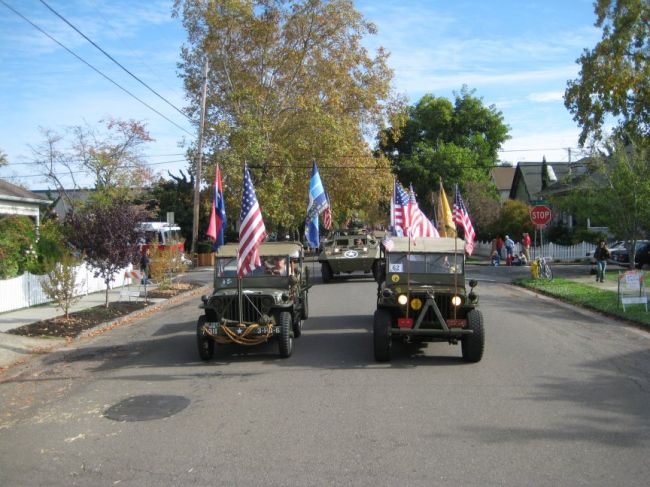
535;256;553;280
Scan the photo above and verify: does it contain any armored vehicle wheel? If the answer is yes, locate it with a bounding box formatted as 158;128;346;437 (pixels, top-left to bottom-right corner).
321;263;333;283
373;309;392;362
277;311;293;358
461;309;484;363
196;315;214;361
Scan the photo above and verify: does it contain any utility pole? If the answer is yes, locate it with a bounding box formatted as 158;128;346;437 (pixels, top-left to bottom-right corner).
191;58;209;258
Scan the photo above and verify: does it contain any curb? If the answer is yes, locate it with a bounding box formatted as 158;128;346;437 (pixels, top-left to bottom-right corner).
0;284;211;379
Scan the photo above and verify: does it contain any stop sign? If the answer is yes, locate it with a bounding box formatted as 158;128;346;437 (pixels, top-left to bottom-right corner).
530;205;552;226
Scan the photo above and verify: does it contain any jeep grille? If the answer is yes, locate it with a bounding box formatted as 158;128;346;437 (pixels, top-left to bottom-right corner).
215;294;266;323
417;295;452;326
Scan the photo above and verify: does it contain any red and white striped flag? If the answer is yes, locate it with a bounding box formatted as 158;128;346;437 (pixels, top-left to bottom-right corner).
237;164;267;276
452;184;476;255
408;185;439;238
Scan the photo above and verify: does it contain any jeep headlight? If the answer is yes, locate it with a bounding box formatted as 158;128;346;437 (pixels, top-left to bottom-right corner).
397;294;408;306
334;247;340;253
451;295;462;307
410;298;422;310
261;296;274;313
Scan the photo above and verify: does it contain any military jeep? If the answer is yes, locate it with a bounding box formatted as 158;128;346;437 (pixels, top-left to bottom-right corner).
373;237;484;363
318;232;381;282
196;242;309;360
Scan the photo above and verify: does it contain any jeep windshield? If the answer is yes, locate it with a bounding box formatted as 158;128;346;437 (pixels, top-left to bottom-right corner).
216;255;292;278
387;252;463;275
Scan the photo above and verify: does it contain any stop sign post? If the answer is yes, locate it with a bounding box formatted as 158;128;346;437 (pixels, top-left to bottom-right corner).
530;205;552;227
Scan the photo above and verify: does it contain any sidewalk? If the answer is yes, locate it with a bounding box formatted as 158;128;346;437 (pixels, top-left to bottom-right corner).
0;269;211;374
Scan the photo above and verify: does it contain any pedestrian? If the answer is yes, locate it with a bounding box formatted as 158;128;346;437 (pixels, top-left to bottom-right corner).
496;236;504;261
593;240;610;283
140;248;151;285
522;232;531;261
504;235;515;265
490;250;500;266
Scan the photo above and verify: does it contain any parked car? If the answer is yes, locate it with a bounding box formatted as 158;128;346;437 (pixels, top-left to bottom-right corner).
609;240;650;268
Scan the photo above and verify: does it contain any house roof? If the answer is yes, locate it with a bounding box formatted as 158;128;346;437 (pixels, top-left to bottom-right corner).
509;161;575;202
0;179;51;204
491;166;516;192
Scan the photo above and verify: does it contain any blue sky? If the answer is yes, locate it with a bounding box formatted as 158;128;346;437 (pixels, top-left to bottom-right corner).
0;0;602;190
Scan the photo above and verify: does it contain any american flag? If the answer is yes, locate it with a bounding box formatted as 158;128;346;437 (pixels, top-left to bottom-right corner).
392;180;410;235
408;185;439;238
237;164;267;276
322;193;332;230
452;184;476;255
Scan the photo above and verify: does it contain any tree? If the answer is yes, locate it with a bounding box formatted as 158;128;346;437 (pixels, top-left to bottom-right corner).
0;216;36;278
493;199;535;242
379;87;510;215
65;200;149;306
564;0;650;145
462;181;501;240
31;119;156;209
582;136;650;263
0;149;7;166
40;253;82;319
145;170;204;251
174;0;401;230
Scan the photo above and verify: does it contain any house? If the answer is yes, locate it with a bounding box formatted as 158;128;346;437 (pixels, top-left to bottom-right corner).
31;188;94;218
490;165;516;203
509;159;592;231
0;179;52;229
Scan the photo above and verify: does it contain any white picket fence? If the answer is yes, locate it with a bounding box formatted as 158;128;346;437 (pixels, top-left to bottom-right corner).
473;240;597;261
0;263;132;314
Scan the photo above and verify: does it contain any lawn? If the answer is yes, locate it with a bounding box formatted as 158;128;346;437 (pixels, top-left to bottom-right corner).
515;277;650;328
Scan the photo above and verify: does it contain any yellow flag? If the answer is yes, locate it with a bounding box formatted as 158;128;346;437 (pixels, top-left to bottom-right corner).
437;181;456;238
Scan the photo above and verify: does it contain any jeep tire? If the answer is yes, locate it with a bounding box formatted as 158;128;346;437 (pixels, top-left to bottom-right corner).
196;315;214;361
278;311;293;358
321;263;333;283
461;309;484;363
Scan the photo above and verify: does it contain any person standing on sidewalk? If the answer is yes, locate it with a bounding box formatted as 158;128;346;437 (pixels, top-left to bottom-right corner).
593;241;610;283
140;248;151;285
522;232;531;262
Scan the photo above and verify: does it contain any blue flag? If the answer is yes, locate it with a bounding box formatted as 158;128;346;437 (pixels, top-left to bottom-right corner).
305;160;329;248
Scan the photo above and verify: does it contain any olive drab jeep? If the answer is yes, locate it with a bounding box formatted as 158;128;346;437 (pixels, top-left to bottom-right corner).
196;242;310;360
373;237;484;363
318;232;381;282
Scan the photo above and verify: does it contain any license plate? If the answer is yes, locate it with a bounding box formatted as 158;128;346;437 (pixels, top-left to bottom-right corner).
446;319;467;328
397;318;413;328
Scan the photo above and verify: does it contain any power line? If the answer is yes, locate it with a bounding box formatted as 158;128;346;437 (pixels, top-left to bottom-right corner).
38;0;191;123
0;0;195;138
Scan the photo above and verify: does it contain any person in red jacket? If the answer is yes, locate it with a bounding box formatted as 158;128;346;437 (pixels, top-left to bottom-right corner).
522;232;532;262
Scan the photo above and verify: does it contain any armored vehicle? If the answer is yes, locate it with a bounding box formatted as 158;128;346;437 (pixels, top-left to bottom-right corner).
196;242;309;360
373;237;484;363
318;232;381;282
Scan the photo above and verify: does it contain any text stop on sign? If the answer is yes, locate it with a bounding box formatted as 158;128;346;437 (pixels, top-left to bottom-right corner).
530;205;552;226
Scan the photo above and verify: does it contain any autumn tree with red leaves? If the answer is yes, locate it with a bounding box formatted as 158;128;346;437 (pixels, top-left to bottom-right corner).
65;200;149;307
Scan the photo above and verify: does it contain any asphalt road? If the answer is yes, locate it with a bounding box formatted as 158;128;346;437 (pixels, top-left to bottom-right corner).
1;265;649;486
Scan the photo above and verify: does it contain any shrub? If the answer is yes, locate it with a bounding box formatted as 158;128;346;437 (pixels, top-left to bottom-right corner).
40;253;82;319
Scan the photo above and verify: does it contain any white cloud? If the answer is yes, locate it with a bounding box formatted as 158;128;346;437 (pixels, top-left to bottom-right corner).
528;91;565;103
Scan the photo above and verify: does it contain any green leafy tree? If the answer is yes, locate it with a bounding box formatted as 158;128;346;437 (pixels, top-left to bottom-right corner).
493;199;535;242
379;87;510;215
565;0;650;145
174;0;401;230
0;216;36;278
144;170;207;252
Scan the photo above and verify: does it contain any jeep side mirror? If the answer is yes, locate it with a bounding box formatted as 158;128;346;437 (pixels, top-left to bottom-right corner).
469;279;478;288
